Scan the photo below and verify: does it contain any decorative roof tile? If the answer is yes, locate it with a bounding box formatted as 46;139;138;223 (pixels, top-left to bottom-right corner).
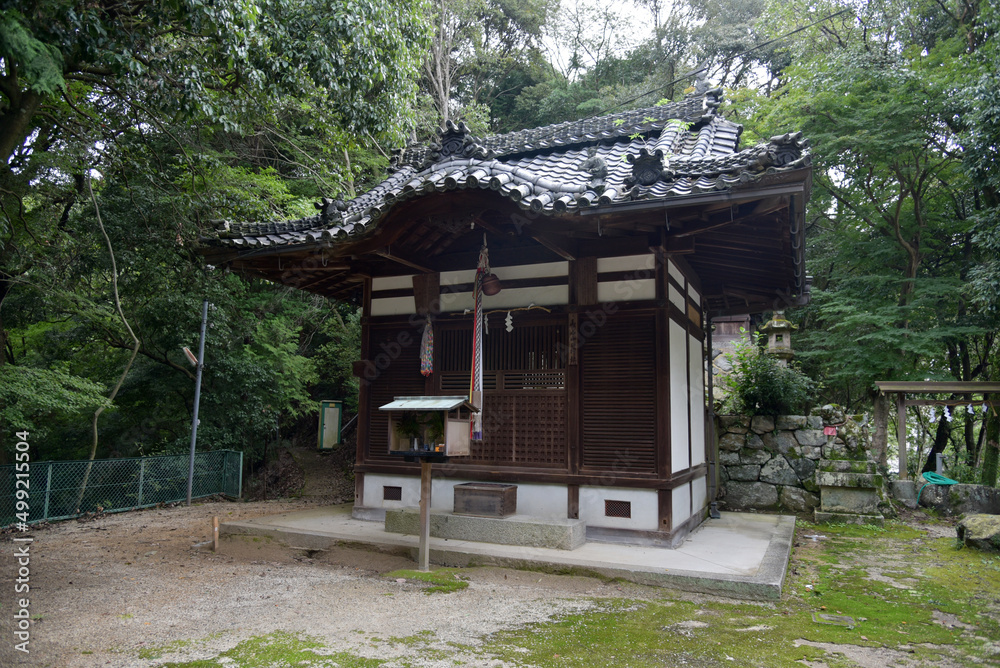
211;89;810;248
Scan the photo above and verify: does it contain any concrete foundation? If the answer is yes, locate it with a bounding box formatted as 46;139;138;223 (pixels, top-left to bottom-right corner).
385;508;586;550
219;505;796;601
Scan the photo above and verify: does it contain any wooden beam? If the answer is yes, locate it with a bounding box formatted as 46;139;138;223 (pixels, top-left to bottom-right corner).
375;249;435;273
524;229;576;260
877;381;1000;394
905;399;1000;407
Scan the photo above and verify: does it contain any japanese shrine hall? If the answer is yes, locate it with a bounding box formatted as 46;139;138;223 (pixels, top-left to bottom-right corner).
203;87;812;547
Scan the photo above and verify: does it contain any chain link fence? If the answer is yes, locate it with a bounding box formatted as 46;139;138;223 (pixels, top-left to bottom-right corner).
0;450;242;527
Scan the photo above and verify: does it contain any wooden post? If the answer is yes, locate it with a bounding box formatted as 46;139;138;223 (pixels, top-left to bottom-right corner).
896;393;908;480
212;516;219;552
418;459;432;572
982;400;999;487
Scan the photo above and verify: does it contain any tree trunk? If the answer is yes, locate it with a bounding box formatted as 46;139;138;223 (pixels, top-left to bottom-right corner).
75;177;141;512
0;91;43;167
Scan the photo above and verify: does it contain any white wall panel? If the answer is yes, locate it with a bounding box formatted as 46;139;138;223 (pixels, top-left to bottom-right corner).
371;296;416;316
689;333;706;467
670;321;690;472
598;279;656;303
372;275;415;291
672;483;692;529
692;475;707;514
579;487;658;531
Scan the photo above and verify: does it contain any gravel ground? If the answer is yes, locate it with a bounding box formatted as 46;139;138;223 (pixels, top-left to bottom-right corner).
0;497;645;668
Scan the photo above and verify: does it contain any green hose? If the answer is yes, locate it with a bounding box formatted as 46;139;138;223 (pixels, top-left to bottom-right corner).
917;471;959;503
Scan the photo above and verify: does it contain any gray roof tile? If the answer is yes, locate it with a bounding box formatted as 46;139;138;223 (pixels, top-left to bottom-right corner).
211;90;809;248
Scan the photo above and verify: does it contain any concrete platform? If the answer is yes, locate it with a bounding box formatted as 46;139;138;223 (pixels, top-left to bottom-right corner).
220;506;795;601
385;508;586;550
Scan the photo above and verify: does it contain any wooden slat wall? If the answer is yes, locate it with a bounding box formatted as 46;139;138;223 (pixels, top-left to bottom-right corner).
366;325;426;463
580;313;658;473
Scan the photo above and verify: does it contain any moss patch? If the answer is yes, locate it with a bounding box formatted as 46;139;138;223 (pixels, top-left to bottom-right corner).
157;631;384;668
481;517;1000;667
385;568;470;594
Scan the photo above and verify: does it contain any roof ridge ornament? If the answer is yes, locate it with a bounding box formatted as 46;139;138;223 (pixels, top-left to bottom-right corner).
579;146;608;193
766;132;810;168
425;120;495;167
314;197;347;225
625;148;666;188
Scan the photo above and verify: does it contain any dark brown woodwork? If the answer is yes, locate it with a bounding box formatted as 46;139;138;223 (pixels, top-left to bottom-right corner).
375;249;435;273
570;257;597;306
412;272;441;315
658;489;672;532
364;323;427;465
580;313;657;473
656;307;671;480
568;484;580;519
353;461;707;488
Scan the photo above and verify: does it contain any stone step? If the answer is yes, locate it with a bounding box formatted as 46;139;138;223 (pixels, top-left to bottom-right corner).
817;459;877;475
385;508;586;550
815;471;882;489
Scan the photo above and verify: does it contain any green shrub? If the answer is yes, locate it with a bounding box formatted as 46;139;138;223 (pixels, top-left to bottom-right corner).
719;330;817;416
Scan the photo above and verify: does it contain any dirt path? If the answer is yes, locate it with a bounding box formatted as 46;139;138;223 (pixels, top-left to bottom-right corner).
0;497;633;668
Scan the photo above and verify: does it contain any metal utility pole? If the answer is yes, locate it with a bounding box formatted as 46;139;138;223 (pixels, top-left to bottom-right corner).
186;299;209;506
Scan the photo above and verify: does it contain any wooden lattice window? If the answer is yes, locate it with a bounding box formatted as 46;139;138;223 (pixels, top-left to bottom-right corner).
437;319;567;467
383;486;402;501
605;499;632;518
581;313;657;473
366;325;426;462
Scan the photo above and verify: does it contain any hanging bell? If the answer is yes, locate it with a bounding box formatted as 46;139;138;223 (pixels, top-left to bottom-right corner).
480;272;502;296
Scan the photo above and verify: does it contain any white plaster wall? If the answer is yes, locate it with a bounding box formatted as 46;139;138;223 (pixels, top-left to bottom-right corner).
579;487;658;531
687;282;701;304
597;254;657;303
672;482;692;529
431;479;566;517
668;284;685;310
692;475;707;514
371;296;416;316
363;473;421;509
372;275;415;291
667;259;684;284
598;278;656;303
670;320;690;472
438;262;569;313
689;332;706;467
364;474;566;518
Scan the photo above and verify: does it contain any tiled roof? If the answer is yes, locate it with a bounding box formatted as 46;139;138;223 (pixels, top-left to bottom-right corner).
211;89;810;249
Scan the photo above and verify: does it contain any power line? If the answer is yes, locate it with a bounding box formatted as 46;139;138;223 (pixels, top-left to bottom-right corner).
599;7;854;115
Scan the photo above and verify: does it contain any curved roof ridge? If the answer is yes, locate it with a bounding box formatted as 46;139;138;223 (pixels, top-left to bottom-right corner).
391;89;724;170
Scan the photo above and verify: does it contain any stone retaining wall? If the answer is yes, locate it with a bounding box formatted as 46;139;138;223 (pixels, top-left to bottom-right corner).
717;408;871;514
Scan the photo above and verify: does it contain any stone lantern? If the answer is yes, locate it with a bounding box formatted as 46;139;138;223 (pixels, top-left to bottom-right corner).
760;311;797;366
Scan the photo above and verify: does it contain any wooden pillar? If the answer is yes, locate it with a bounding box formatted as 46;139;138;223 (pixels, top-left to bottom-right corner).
896;393;908;480
418;459;432;571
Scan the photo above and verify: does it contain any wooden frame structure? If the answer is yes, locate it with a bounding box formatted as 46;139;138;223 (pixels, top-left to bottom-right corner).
202;88;813;545
875;381;1000;479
